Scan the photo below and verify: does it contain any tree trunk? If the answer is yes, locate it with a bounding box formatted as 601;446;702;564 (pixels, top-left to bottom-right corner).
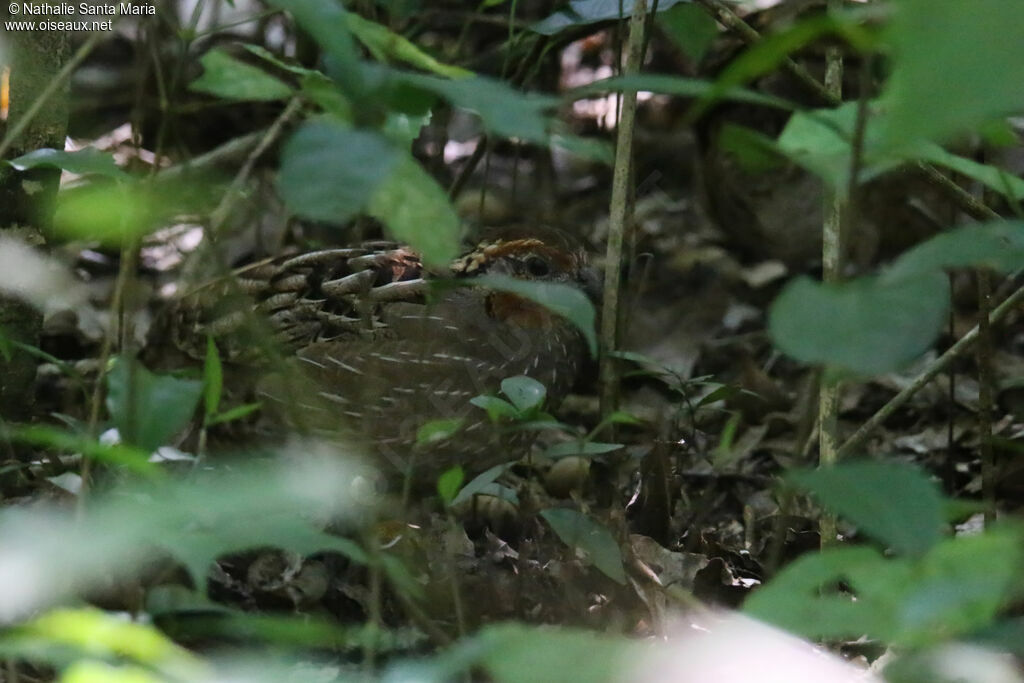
0;16;71;418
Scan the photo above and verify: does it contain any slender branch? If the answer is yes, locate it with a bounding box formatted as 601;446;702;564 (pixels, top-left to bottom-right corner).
600;0;647;414
817;0;844;549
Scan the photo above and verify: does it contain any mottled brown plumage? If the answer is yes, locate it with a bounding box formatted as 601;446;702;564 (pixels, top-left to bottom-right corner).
164;232;594;483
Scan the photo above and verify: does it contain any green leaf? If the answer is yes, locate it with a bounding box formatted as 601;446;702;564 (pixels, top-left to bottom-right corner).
203;337;223;418
10;425;160;476
532;0;689;35
7;148;128;179
917;145;1024;203
657;2;718;62
890;528;1024;646
367;153;461;266
8;608;205;678
500;376;546;413
540;508;626;584
105;357;203;453
265;0;362;93
53;182;173;245
475;274;598;356
469;395;520;422
788;461;944;556
206;402;262;426
0;455;366;619
745;527;1024;647
881;0;1024;146
437;466;465;506
346;13;472;79
451;462;516;507
543;441;622;459
416;418;463;445
550;133;614;165
743;546;896;640
768;271;949;375
189;49;293;101
477;623;634;683
888;222;1024;280
568;73;792;111
278;122;399;223
397;71;557;143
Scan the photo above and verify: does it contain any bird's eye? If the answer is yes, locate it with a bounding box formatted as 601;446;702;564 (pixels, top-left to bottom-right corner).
525;256;550;277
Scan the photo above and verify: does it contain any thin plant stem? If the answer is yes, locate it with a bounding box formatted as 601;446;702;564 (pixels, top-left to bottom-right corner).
600;0;647;415
817;0;844;549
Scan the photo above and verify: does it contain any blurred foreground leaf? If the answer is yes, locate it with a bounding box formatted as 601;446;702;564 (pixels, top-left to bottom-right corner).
190;49;293;101
745;526;1024;647
278;121;399;223
0;451;368;622
788;461;944;556
769;271;949;376
882;0;1024;146
367;153;460;266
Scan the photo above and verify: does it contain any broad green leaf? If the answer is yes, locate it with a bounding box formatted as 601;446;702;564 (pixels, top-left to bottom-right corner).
777;103;1024;201
203;337;223;417
532;0;689;35
743;546;898;640
475;274;598;356
776;103;905;193
437;466;465;506
266;0;362;93
888;528;1024;646
7;148;128;179
768;271;949;375
882;0;1024;146
478;623;634;683
657;3;718;62
278;122;399;223
540;508;626;584
398;72;557;143
346;13;472;79
889;222;1024;280
500;376;546;413
788;461;944;556
189;49;292;101
469;395;519;422
367;153;460;266
105;357;203;453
